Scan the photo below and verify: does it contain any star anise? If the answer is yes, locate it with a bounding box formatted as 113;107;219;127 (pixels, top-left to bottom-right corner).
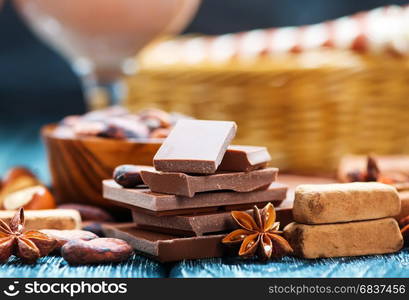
0;208;57;263
222;202;293;261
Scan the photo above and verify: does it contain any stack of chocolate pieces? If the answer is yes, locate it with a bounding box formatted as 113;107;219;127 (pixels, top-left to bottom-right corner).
284;182;404;258
102;120;289;262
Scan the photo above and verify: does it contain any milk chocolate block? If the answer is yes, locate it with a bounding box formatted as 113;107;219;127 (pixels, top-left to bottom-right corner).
284;218;403;259
218;145;271;172
293;182;400;224
132;206;293;236
153;120;237;174
141;168;278;197
103;180;287;215
102;224;225;262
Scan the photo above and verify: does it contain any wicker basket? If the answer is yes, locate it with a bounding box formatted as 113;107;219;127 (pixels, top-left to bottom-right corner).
125;49;409;174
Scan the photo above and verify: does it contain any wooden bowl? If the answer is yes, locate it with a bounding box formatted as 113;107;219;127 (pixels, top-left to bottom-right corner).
41;125;161;211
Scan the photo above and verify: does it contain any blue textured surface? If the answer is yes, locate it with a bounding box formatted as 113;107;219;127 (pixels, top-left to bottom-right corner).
1;119;409;278
0;119;51;184
0;255;166;278
170;249;409;278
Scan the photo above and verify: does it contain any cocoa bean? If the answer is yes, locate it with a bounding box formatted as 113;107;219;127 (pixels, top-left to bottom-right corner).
61;238;133;264
41;229;98;251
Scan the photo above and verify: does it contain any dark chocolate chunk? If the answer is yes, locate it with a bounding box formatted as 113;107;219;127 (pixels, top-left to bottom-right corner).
102;224;226;262
140;168;278;197
128;200;285;217
132;206;293;236
153;120;237;174
218;145;271;172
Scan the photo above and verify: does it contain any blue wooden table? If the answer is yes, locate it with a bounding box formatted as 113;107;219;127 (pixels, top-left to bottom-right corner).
1;119;409;278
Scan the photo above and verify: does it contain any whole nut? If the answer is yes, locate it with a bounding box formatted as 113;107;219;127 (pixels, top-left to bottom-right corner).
113;165;154;188
58;203;114;222
40;229;98;251
62;238;133;264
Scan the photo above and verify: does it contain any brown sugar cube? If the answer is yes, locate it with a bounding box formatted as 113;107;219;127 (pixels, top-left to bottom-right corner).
293;182;400;224
283;218;403;259
0;209;81;230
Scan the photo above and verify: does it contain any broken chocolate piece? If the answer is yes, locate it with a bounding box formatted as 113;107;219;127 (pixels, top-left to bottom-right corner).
218;145;271;172
103;180;287;215
140;168;277;197
132;206;293;236
102;224;225;262
128;201;284;217
153;120;237;174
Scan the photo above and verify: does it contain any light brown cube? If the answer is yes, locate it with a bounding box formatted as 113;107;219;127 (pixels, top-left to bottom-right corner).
0;209;81;230
396;191;409;221
283;218;403;259
293;182;400;224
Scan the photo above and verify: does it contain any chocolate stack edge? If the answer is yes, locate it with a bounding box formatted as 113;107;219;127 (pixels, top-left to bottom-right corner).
102;224;226;263
132;207;293;236
103;180;287;215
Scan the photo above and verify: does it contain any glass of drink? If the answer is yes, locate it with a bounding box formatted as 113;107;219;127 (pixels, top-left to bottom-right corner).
14;0;201;109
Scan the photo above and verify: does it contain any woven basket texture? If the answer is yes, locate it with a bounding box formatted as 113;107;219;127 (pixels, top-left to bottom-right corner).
125;50;409;174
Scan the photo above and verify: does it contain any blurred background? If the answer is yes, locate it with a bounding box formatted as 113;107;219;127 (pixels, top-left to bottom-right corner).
0;0;407;120
1;0;409;183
